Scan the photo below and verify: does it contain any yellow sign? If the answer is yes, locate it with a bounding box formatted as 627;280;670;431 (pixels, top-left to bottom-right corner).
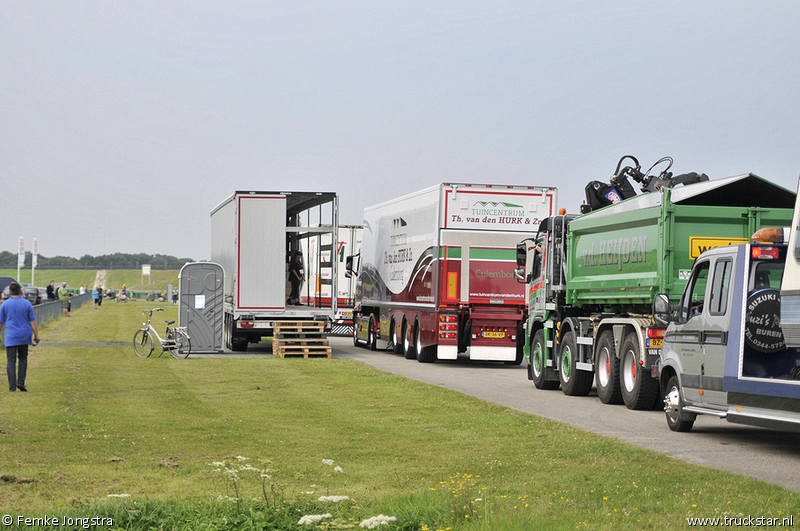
689;237;748;259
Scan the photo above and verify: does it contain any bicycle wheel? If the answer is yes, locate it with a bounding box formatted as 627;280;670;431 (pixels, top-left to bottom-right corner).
169;328;191;359
133;329;154;358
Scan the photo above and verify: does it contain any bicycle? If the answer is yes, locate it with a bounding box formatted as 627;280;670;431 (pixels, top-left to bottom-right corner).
133;308;191;359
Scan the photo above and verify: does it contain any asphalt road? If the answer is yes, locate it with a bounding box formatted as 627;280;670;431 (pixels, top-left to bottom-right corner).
239;336;800;493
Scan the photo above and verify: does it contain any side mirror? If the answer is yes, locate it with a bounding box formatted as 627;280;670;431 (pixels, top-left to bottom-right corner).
514;267;526;283
652;293;673;324
345;253;359;279
515;241;527;268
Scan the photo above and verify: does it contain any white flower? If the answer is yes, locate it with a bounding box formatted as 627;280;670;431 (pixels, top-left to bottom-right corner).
334;466;344;473
107;494;130;498
359;515;397;528
322;459;334;466
298;513;333;525
235;456;248;461
211;461;226;467
318;495;350;502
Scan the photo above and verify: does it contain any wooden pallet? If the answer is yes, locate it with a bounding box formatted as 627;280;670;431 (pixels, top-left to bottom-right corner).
274;321;325;335
272;338;332;359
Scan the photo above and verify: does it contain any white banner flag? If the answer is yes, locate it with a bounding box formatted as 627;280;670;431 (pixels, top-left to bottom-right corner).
32;237;38;268
18;236;24;267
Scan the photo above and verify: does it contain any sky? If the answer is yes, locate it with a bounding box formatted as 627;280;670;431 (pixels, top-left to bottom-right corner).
2;1;799;261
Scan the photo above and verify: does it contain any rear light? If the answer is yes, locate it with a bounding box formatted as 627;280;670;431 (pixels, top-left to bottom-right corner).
752;246;780;260
439;315;457;323
648;328;665;339
240;321;255;328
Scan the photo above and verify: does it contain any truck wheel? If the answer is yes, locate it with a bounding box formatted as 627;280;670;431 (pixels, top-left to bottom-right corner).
559;330;592;396
620;333;658;410
595;331;622;404
224;316;233;351
391;319;403;354
415;320;436;363
353;320;361;347
231;334;248;352
531;330;559;390
402;319;415;359
367;315;377;351
664;375;695;432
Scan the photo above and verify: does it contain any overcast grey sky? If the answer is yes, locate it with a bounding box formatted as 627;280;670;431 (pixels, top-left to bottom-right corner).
2;2;799;261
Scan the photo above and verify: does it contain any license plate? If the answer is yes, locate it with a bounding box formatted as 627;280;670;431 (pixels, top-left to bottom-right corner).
649;338;663;348
483;331;505;338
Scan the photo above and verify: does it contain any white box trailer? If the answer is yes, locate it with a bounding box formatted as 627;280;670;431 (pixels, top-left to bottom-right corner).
350;183;557;363
307;225;363;335
210;191;338;351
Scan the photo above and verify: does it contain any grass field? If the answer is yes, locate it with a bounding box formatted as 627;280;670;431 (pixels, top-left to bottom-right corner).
0;269;181;293
1;301;799;530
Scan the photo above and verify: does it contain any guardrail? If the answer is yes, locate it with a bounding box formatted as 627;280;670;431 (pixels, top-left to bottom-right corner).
0;293;92;346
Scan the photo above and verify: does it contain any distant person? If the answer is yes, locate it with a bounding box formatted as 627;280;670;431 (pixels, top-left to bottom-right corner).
92;285;101;309
79;285;86;295
287;250;305;306
46;281;55;302
58;282;71;317
0;282;40;392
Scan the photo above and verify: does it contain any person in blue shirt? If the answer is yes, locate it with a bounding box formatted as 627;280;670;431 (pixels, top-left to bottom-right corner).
0;282;40;392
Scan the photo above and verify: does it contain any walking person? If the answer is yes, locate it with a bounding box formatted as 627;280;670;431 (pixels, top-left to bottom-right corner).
92;285;101;309
0;282;40;392
58;282;71;317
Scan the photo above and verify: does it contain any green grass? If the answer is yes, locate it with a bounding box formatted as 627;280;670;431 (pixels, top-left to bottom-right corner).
0;269;180;293
1;302;799;530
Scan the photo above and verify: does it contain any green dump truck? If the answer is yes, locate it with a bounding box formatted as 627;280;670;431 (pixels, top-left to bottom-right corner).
516;156;796;409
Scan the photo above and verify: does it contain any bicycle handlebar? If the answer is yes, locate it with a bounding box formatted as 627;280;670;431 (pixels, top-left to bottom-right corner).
141;308;165;314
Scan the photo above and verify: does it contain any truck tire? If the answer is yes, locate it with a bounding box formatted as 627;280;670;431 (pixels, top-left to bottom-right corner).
224;316;233;351
619;332;658;410
367;315;378;351
531;330;559;390
231;334;248;352
664;375;695;432
353;320;361;347
415;320;437;363
402;319;415;359
391;319;403;354
595;331;622;404
559;330;592;396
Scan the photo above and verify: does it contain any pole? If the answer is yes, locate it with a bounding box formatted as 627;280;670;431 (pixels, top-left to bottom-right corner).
31;238;38;286
17;235;24;283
